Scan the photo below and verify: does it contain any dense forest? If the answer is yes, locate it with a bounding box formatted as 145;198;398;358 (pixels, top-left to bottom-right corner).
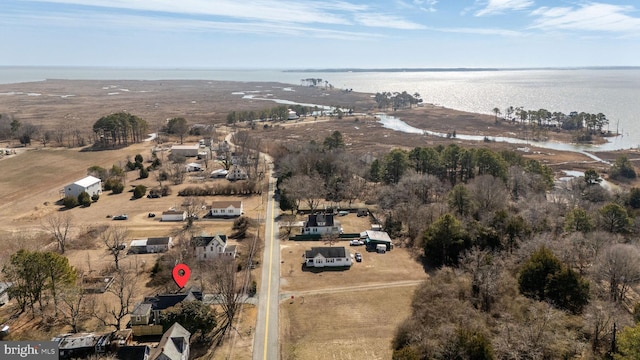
273;131;640;359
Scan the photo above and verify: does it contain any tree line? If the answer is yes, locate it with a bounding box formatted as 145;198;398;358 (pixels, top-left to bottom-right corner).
494;106;611;134
374;91;422;110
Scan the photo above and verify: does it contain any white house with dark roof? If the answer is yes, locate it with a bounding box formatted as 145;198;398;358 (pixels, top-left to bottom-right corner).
304;247;352;268
127;237;173;254
226;165;248;181
209;201;243;218
64;175;102;198
301;214;341;235
191;234;237;260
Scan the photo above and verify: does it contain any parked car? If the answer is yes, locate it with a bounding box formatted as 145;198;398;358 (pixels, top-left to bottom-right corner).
148;213;156;218
355;253;362;262
349;239;364;246
147;193;160;198
338;210;349;216
113;214;128;220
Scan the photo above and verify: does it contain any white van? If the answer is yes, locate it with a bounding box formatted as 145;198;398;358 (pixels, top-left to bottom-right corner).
376;244;386;253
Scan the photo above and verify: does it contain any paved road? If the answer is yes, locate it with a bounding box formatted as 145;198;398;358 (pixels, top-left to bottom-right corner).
253;163;280;360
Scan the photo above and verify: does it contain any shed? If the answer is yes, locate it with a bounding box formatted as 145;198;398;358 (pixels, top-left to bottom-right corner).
64;175;102;198
146;237;173;253
162;209;187;222
361;230;393;251
128;239;148;254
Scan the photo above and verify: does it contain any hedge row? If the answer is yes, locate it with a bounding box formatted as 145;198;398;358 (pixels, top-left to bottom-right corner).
178;183;261;196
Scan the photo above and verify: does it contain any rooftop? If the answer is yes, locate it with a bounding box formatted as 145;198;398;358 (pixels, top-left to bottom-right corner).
73;175;101;188
305;246;349;259
211;201;242;209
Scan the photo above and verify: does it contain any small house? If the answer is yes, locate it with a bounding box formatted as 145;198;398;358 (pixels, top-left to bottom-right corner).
146;237;173;253
209;201;243;218
149;323;190;360
64;175;102;198
192;234;237;260
304;247;352;268
301;214;341;235
226;165;248;181
130;303;153;326
162;209;187;222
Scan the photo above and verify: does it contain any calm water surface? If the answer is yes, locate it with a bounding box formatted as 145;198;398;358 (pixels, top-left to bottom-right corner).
1;67;639;150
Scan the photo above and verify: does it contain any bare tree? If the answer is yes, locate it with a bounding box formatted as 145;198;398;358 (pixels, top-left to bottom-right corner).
596;243;640;303
468;175;508;221
460;248;503;312
43;213;73;254
167;162;186;185
59;282;90;333
182;197;205;229
96;268;137;330
208;258;244;344
101;226;128;270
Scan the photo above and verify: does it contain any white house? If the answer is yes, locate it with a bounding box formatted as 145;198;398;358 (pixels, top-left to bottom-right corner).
171;144;200;157
301;214;342;235
191;234;237;261
226;165;248;181
304;247;352;268
146;237;173;253
64;175;102;198
288;109;299;120
209;201;243;218
162;209;187;222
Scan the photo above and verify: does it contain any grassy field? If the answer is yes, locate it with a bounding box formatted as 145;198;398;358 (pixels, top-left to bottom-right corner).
280;286;419;359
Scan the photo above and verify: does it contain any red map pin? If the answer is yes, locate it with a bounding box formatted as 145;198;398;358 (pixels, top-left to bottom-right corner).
172;263;191;289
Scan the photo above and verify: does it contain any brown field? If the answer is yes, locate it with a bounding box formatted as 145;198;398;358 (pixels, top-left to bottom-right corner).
2;79;639;357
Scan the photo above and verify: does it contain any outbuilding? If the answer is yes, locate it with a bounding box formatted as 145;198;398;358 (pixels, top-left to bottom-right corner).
185;162;202;172
146;237;173;253
170;144;200;157
64;176;102;198
361;230;393;251
162;209;187;222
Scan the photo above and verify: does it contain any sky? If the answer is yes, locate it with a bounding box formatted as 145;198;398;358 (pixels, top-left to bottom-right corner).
2;0;640;69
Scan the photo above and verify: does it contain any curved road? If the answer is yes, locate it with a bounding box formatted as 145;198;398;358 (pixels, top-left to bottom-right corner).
253;161;280;360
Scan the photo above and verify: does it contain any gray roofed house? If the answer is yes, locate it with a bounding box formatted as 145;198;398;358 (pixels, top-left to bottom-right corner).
192;234;237;260
149;323;190;360
146;237;173;253
301;214;341;236
304;247;352;268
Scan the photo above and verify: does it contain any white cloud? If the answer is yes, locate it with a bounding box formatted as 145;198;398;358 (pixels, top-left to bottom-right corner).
529;3;640;34
355;13;426;29
475;0;534;16
1;8;380;40
428;26;523;37
23;0;359;25
412;0;438;12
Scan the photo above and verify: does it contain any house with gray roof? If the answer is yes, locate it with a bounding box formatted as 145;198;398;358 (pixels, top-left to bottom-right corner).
192;234;237;260
149;323;190;360
304;247;352;268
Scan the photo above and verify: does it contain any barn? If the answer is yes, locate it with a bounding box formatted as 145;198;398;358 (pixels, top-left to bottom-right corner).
64;176;102;198
171;144;200;157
